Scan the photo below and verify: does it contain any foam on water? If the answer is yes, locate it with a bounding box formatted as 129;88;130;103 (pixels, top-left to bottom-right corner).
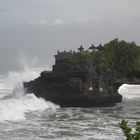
0;56;139;123
0;64;59;122
119;84;140;99
0;94;58;122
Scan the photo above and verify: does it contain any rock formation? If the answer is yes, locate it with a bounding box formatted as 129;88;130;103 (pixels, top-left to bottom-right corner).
24;39;140;107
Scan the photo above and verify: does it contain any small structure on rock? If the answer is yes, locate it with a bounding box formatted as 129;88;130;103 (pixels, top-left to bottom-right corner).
24;39;140;107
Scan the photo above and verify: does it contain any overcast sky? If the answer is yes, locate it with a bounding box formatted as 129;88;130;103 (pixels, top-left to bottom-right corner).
0;0;140;73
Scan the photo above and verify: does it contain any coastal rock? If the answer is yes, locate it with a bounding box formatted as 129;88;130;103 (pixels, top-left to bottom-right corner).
23;51;140;107
24;39;140;107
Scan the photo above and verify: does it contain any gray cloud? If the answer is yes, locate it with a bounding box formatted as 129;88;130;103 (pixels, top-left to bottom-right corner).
0;0;140;73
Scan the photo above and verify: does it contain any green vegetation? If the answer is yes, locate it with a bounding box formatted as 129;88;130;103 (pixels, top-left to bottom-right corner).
55;39;140;73
79;39;140;70
119;120;140;140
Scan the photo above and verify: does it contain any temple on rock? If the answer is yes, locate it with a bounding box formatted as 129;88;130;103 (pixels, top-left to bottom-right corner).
24;39;140;107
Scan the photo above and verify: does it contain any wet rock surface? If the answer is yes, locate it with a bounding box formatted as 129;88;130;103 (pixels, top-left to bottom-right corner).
24;51;140;107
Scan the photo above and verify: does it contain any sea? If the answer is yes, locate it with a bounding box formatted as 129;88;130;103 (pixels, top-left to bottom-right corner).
0;66;140;140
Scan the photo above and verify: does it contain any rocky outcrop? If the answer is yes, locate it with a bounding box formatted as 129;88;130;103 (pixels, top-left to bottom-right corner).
23;51;140;107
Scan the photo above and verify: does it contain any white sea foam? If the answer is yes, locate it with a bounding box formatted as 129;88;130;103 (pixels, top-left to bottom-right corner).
0;59;58;122
118;84;140;99
0;94;58;122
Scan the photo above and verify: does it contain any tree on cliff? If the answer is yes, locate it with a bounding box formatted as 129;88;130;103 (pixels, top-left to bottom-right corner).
104;39;140;69
97;43;104;51
56;39;140;72
90;39;140;70
78;45;84;52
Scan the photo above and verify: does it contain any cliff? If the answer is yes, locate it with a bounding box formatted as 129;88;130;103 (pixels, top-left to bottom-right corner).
23;39;140;107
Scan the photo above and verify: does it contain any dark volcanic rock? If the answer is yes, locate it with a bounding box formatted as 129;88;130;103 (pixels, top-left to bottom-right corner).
23;51;140;107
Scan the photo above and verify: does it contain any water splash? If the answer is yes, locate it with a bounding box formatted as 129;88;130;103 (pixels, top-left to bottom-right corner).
0;56;58;122
0;94;58;122
118;84;140;99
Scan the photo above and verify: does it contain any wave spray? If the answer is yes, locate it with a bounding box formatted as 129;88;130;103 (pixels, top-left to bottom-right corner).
0;56;58;122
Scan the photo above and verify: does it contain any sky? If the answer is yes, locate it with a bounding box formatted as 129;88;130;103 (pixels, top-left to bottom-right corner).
0;0;140;73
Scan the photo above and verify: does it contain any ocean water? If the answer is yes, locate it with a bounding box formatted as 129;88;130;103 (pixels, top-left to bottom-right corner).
0;67;140;140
